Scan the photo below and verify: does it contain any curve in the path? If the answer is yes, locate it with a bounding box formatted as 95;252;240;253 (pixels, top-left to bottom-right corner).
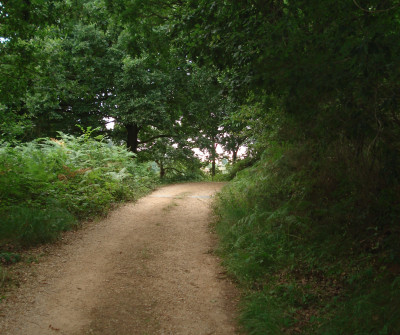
0;182;238;335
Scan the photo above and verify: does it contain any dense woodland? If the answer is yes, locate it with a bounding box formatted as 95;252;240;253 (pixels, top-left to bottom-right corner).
1;0;400;334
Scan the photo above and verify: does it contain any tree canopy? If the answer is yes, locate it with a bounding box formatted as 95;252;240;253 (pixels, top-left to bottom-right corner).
1;1;400;332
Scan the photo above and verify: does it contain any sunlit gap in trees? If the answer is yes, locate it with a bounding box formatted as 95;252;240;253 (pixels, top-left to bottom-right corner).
192;145;247;163
104;117;115;130
104;117;247;162
0;1;9;40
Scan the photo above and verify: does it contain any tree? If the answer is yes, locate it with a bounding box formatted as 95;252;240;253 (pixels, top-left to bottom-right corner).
0;0;118;139
25;22;119;137
179;0;400;156
139;136;202;179
109;52;178;154
0;0;65;140
181;65;225;176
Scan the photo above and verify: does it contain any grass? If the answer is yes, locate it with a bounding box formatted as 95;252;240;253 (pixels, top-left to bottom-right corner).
214;142;400;334
139;247;153;260
162;201;178;212
0;266;10;289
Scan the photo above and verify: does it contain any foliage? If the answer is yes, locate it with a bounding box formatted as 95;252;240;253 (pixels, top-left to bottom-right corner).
181;65;227;176
0;133;158;247
0;265;11;291
2;1;400;332
0;252;21;265
215;140;400;334
0;0;243;171
173;0;400;333
138;136;203;180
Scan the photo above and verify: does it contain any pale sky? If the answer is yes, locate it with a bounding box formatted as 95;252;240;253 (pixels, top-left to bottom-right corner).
104;117;246;162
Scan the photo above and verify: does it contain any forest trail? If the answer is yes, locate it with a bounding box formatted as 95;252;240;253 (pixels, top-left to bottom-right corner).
0;182;238;335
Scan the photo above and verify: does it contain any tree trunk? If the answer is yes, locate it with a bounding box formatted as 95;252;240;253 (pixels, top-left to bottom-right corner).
232;150;238;163
155;160;166;179
126;123;139;154
160;162;166;179
211;139;216;178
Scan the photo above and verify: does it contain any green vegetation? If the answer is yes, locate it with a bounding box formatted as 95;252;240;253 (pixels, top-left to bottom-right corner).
1;0;400;333
0;132;157;247
177;1;400;333
215;141;400;334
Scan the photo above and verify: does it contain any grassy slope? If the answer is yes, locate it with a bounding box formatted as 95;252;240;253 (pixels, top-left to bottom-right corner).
214;143;400;334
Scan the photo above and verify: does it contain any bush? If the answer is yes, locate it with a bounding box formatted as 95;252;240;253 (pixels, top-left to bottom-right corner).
214;142;400;334
0;133;158;247
0;205;76;246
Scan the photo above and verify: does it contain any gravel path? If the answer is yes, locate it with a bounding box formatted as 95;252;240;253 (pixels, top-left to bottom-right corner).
0;182;239;335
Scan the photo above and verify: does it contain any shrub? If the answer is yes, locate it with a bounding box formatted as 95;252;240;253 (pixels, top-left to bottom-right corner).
0;205;76;246
214;141;400;334
0;133;158;247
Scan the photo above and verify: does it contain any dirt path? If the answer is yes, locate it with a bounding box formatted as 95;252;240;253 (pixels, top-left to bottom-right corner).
0;182;239;335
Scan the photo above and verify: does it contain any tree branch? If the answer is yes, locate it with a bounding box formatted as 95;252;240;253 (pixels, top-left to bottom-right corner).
138;134;176;144
353;0;400;13
142;12;169;20
164;167;184;174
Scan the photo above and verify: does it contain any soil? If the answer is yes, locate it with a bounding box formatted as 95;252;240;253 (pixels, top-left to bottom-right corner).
0;182;239;335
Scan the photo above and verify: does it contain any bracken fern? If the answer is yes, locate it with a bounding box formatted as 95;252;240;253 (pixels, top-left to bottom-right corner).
0;133;158;247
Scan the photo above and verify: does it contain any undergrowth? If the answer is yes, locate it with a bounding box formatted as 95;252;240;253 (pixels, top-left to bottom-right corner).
0;133;158;248
214;142;400;334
